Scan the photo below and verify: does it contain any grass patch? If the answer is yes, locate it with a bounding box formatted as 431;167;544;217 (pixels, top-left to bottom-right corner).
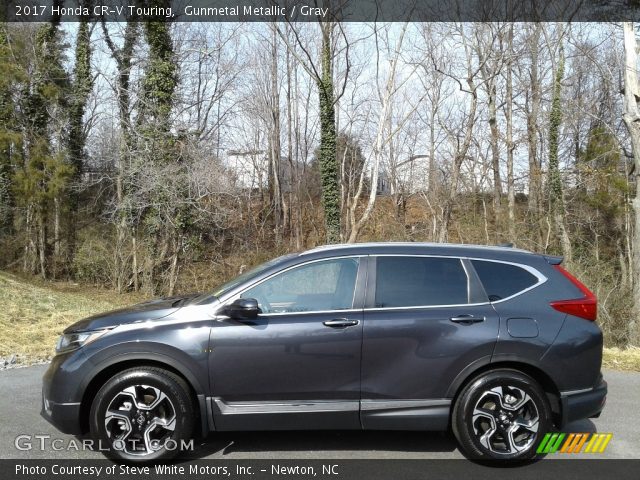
603;347;640;372
0;271;145;364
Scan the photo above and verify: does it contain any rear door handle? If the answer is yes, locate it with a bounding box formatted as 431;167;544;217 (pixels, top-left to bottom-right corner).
450;315;485;324
323;318;359;328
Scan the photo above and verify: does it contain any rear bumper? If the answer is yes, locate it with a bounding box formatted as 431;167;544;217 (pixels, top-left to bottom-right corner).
559;376;607;427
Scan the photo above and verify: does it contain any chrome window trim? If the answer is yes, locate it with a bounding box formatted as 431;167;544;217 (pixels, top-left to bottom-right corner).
247;308;362;318
368;254;547;310
467;257;547;305
217;253;547;315
220;255;365;316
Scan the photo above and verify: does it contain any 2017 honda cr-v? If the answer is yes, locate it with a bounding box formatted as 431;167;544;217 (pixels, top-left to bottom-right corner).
41;242;607;462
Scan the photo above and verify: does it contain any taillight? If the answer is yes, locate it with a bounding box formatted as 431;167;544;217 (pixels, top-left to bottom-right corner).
549;265;597;321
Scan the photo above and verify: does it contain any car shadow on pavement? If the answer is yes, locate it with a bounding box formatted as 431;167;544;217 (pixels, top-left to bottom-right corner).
564;419;598;434
75;420;597;461
177;418;597;461
180;430;459;460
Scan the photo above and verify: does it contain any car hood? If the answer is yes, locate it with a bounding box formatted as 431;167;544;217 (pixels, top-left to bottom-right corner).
63;294;199;333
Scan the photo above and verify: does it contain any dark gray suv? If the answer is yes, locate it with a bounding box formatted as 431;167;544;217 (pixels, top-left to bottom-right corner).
41;243;607;462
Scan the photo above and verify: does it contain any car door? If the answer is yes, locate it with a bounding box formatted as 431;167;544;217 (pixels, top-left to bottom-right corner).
209;256;366;431
360;255;499;430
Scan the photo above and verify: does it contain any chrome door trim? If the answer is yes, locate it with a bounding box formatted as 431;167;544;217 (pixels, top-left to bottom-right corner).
360;399;451;411
211;398;360;415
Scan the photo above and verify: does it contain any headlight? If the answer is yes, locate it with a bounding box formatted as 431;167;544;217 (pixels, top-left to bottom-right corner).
55;330;109;354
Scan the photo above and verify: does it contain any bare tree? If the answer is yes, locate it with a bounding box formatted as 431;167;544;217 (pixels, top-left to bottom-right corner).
622;22;640;344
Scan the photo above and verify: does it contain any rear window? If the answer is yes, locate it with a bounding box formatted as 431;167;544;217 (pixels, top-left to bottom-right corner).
375;256;469;308
471;260;538;301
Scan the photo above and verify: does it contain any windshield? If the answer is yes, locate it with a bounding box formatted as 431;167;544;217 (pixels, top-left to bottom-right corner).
189;254;297;305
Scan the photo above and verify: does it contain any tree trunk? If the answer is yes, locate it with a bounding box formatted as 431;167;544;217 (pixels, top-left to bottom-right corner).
132;231;139;292
66;15;93;264
506;24;516;243
168;236;180;296
547;39;572;263
269;26;283;240
103;20;137;293
527;24;542;217
622;22;640;345
318;22;340;243
438;33;478;242
488;79;502;230
38;210;47;279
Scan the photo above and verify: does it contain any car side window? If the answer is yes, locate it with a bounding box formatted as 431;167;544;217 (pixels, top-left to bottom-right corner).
240;258;359;314
470;260;538;301
374;256;469;308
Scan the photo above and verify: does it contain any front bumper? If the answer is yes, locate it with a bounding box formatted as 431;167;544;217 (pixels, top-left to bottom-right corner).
559;376;607;427
40;395;83;435
40;350;88;435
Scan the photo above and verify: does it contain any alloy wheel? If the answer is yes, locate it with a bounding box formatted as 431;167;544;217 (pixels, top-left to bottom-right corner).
104;384;177;456
471;384;540;455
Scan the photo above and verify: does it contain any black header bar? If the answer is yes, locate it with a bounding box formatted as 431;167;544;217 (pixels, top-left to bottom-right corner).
1;0;640;22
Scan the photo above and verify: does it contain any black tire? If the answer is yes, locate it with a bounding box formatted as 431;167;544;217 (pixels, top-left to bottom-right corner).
89;367;194;462
452;369;552;461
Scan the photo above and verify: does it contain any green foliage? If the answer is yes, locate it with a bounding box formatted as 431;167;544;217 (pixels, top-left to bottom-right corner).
2;18;73;276
72;232;116;286
581;127;626;199
574;126;627;258
0;24;19;233
547;44;565;211
317;26;340;243
141;4;178;135
12;139;73;210
68;19;93;174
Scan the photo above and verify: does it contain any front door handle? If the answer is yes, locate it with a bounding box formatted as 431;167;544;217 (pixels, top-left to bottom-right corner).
450;315;485;324
323;318;359;328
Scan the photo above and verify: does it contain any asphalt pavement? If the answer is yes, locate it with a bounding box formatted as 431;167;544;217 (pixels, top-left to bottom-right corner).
0;365;637;460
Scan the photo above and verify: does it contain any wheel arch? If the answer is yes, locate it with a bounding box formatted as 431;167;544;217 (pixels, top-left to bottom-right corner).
79;355;207;435
448;360;562;427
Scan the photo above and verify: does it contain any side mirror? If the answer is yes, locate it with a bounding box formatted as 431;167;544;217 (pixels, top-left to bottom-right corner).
225;298;259;320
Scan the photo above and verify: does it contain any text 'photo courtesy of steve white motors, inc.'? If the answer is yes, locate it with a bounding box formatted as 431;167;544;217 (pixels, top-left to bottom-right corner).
2;0;640;480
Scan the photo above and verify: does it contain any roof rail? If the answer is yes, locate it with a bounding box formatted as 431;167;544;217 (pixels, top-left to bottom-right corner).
498;242;514;248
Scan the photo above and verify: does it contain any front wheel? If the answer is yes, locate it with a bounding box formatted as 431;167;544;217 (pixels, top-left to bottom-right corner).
89;367;195;462
452;369;552;461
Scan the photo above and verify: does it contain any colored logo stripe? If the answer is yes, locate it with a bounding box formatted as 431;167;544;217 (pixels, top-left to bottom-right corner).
537;433;565;454
537;432;612;454
584;433;612;453
570;433;589;453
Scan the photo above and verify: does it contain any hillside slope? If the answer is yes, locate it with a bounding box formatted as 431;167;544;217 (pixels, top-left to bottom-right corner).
0;270;638;371
0;272;142;365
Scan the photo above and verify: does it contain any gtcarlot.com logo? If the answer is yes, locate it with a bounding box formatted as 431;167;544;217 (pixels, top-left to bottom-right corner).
537;432;612;454
14;434;194;452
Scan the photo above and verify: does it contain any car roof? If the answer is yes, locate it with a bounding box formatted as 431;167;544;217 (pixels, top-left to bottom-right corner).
297;242;540;264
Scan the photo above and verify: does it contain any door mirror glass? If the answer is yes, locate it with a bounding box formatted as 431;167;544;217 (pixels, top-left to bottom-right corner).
225;298;259;320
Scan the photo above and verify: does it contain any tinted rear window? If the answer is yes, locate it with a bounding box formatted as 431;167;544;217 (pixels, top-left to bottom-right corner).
375;257;468;308
471;260;538;301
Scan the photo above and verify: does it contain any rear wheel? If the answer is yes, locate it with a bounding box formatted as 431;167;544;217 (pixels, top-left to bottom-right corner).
89;367;194;462
452;369;552;461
